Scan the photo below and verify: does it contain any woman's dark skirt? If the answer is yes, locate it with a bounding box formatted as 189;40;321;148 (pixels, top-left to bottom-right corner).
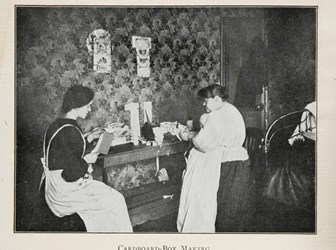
215;159;255;232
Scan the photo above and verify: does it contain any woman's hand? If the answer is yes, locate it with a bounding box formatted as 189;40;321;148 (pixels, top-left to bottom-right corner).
83;152;99;164
179;130;197;141
87;128;104;143
179;130;190;141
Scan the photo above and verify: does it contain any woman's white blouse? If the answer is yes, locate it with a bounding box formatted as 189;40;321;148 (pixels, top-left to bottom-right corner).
192;102;249;162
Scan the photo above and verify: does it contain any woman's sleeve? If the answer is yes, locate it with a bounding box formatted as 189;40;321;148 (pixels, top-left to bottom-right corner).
58;127;88;182
192;113;225;153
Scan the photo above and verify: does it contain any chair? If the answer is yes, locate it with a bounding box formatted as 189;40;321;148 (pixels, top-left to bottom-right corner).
38;180;86;232
242;127;264;197
244;127;263;168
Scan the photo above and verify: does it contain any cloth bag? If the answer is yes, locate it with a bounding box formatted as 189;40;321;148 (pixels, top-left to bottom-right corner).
266;158;313;208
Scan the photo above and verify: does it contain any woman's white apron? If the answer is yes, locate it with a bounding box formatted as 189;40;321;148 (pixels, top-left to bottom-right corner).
177;147;223;233
40;124;132;232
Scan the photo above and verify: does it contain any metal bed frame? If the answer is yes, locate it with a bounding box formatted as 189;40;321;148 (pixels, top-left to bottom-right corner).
262;108;316;173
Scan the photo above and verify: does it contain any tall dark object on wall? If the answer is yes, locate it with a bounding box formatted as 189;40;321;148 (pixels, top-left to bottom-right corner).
221;16;268;130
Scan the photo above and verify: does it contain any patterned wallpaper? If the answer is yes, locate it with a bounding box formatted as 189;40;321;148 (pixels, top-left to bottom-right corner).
17;7;264;139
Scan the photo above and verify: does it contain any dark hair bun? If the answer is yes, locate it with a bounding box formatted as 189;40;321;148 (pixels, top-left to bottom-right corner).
198;84;229;100
61;85;94;114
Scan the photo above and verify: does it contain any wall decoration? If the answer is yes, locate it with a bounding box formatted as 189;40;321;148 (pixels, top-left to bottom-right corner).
86;29;112;73
143;101;153;123
132;36;151;77
124;102;141;145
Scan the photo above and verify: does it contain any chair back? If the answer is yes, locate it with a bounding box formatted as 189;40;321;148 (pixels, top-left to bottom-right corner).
244;127;263;167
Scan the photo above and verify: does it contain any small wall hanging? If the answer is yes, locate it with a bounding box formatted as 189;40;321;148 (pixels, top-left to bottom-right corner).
132;36;151;77
86;29;112;73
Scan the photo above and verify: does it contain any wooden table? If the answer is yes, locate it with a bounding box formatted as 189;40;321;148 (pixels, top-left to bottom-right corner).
98;139;190;227
99;139;190;183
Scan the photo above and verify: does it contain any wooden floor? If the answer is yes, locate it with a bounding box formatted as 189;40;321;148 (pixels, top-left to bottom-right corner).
123;181;181;227
133;211;178;232
133;201;316;233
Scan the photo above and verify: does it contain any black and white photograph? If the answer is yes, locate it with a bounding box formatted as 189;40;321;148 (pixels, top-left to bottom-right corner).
14;6;318;234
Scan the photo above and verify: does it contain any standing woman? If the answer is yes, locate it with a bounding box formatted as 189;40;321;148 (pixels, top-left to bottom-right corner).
177;84;251;233
40;85;133;232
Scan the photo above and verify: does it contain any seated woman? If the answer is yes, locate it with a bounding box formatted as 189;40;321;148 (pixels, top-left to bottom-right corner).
176;84;252;233
40;85;133;232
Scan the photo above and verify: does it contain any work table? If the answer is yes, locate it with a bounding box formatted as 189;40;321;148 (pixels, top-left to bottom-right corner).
97;138;190;226
99;138;190;184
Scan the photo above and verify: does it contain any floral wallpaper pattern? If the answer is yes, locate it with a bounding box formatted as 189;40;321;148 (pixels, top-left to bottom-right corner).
106;160;157;190
17;7;264;139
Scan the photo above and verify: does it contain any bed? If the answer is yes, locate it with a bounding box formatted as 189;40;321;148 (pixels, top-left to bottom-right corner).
262;102;316;211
